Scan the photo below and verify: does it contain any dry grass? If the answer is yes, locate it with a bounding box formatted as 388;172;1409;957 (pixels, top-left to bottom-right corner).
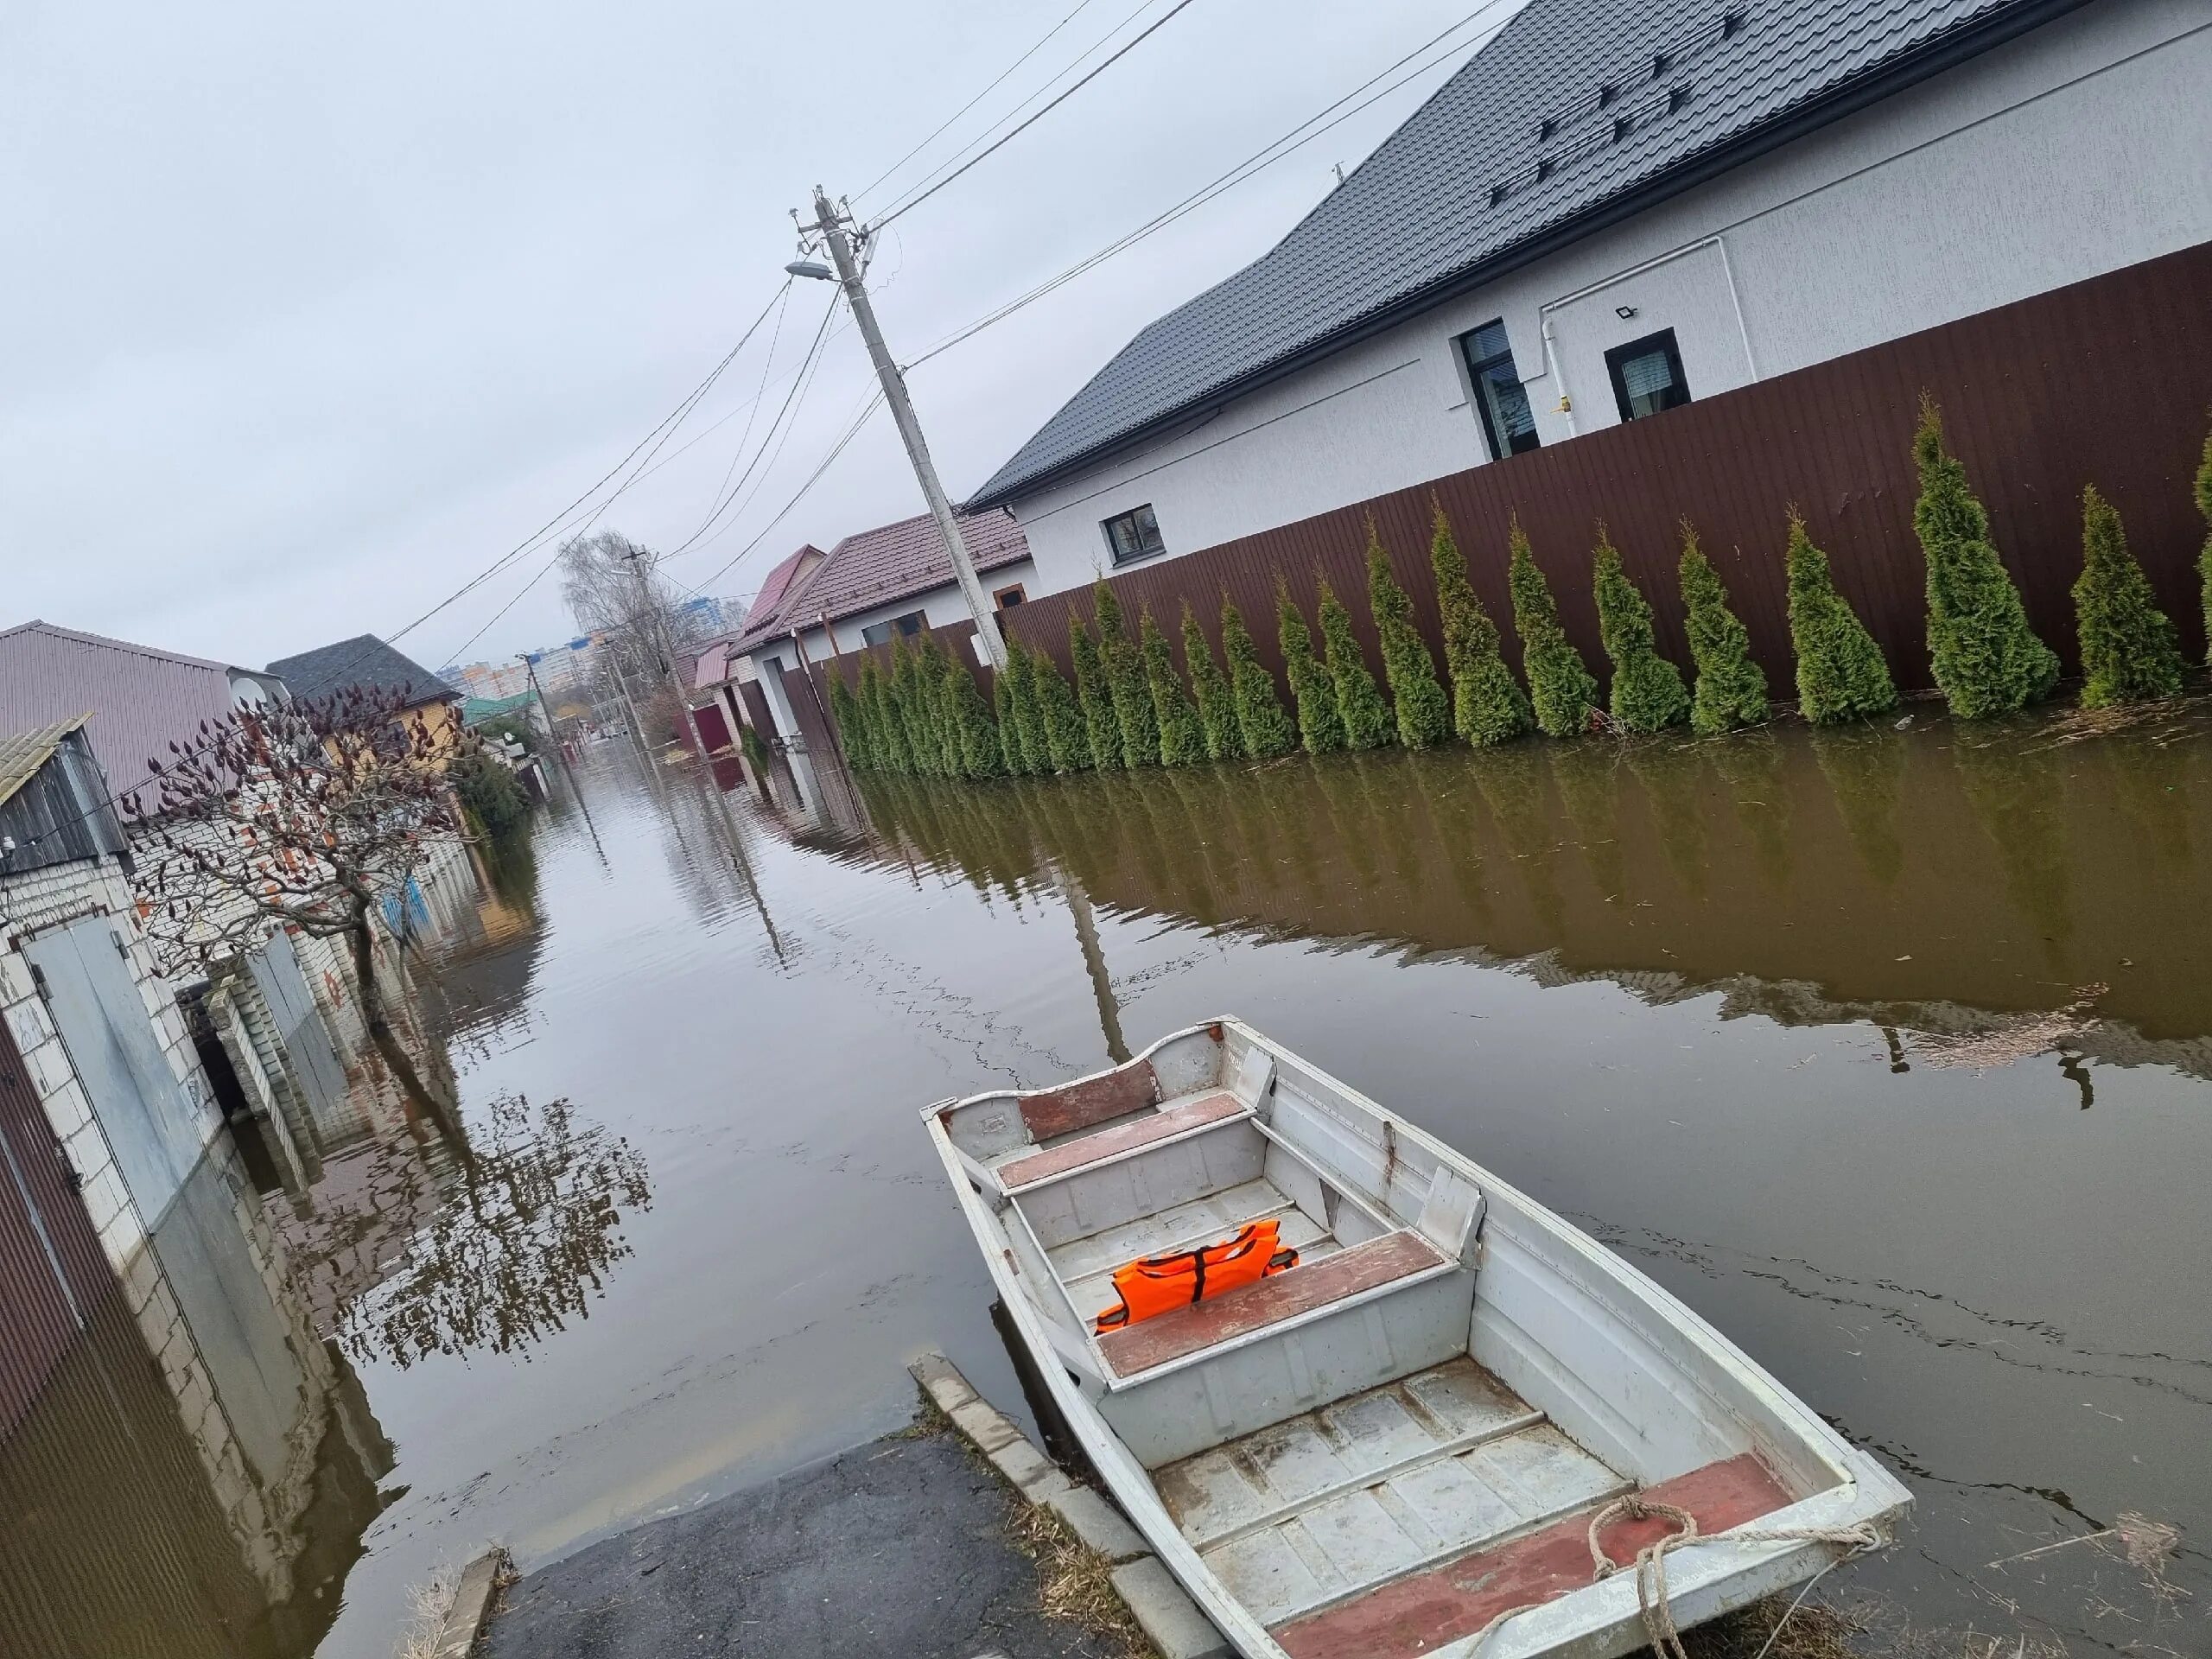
391;1561;461;1659
1006;1497;1157;1659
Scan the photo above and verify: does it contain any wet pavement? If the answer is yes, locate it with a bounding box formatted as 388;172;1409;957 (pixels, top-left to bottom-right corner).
4;702;2209;1659
482;1422;1123;1659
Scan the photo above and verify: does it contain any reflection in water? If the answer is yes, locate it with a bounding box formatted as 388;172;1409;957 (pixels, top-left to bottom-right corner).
321;1093;651;1370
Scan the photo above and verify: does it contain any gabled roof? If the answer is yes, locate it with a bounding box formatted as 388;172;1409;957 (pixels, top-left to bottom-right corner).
733;511;1029;650
968;0;2070;508
268;634;454;709
0;621;268;816
0;713;91;810
750;543;824;621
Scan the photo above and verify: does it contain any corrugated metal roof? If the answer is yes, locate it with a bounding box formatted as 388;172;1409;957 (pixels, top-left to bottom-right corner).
734;511;1030;649
968;0;2067;506
0;714;91;810
0;621;261;817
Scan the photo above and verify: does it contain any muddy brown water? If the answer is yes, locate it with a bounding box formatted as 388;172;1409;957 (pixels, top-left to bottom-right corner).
4;707;2208;1658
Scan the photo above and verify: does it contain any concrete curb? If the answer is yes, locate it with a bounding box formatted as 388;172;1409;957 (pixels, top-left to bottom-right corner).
910;1351;1229;1659
429;1548;509;1658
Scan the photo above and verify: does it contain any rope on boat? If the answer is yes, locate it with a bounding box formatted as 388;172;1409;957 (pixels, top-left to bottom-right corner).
1470;1492;1885;1658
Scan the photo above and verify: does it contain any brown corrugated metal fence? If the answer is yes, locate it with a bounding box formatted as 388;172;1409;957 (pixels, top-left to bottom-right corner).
997;243;2212;700
0;1011;111;1440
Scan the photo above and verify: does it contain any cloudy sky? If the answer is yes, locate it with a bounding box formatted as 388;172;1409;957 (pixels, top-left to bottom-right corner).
3;0;1515;673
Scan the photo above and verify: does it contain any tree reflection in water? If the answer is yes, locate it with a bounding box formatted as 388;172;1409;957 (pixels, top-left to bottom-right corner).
334;1092;652;1370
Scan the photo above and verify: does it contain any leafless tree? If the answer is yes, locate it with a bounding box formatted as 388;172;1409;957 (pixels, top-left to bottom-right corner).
123;687;471;1124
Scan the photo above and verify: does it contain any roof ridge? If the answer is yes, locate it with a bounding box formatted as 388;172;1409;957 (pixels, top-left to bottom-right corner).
0;618;241;675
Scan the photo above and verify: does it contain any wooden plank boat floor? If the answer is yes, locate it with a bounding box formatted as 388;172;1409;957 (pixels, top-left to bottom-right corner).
1269;1452;1794;1659
1047;1175;1345;1322
1156;1357;1632;1630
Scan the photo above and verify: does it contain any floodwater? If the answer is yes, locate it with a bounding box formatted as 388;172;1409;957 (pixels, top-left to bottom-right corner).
6;702;2209;1658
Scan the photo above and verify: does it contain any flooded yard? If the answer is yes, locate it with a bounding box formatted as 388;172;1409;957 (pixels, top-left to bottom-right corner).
6;703;2208;1658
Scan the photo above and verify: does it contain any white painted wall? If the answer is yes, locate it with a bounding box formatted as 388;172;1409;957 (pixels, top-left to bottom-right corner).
1007;0;2211;594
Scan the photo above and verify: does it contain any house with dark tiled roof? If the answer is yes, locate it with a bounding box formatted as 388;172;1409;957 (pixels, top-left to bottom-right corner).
267;633;464;760
726;510;1033;742
968;0;2209;592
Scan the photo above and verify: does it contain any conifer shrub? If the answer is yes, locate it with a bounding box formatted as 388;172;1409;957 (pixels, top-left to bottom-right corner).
1224;598;1294;759
1914;395;2059;717
1676;523;1769;734
2197;426;2212;667
1592;527;1688;733
1142;610;1206;766
1094;580;1159;767
1318;579;1393;749
992;662;1022;775
1000;644;1048;775
1506;521;1599;737
863;655;911;774
935;659;965;778
2074;484;2183;707
1365;522;1450;747
945;658;1004;779
1428;502;1529;746
890;639;933;775
1069;615;1122;771
1181;602;1237;760
1276;578;1344;754
1785;512;1898;723
829;672;867;769
1030;645;1093;771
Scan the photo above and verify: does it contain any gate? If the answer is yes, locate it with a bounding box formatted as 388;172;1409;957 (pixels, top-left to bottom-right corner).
23;917;212;1227
246;932;350;1145
0;1003;111;1437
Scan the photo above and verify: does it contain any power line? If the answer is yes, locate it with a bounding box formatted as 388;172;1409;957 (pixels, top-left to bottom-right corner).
854;0;1106;208
904;0;1522;370
691;388;887;591
873;0;1207;229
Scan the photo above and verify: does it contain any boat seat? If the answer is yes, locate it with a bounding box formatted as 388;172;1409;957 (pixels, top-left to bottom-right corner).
1097;1230;1446;1377
998;1091;1248;1190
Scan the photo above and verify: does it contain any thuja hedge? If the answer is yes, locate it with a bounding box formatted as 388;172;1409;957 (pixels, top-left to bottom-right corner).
829;407;2207;782
2197;426;2212;668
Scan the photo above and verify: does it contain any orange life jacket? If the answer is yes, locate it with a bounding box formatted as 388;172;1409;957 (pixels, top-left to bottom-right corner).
1092;1218;1300;1332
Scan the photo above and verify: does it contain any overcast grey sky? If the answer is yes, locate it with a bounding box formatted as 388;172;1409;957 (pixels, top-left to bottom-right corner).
2;0;1515;672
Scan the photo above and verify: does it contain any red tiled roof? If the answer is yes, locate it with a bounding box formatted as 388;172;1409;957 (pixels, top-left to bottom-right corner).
734;511;1028;650
749;544;823;623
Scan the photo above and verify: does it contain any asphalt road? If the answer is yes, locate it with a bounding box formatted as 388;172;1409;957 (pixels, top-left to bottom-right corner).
480;1423;1125;1659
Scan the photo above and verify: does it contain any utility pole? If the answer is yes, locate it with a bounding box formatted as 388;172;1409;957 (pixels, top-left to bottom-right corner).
519;652;583;797
795;187;1007;671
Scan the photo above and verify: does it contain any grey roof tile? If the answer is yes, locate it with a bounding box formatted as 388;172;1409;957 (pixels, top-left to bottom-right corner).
968;0;2052;505
267;634;454;709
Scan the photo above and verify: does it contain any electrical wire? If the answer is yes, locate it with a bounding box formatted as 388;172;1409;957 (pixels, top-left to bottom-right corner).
872;0;1207;229
690;387;887;591
904;0;1522;370
854;0;1106;208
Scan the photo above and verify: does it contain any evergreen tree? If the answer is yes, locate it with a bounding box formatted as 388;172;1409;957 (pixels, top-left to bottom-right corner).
1592;527;1688;732
865;654;912;775
2074;484;2183;707
1069;615;1122;771
1093;579;1159;766
1785;512;1898;723
1276;578;1344;754
1318;579;1393;749
945;658;1005;780
890;639;934;775
1365;521;1450;747
830;670;870;770
1677;523;1769;734
933;658;963;778
1031;644;1092;772
1000;644;1048;775
1181;602;1237;760
1914;395;2059;717
1223;598;1294;759
992;662;1022;775
1506;520;1599;737
2197;427;2212;667
921;634;958;776
1428;502;1530;746
1141;610;1206;766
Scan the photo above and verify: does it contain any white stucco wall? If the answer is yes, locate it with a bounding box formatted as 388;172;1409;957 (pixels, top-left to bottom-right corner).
1007;0;2211;594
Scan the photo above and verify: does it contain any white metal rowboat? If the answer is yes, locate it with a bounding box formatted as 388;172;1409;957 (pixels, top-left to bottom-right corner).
923;1017;1909;1659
